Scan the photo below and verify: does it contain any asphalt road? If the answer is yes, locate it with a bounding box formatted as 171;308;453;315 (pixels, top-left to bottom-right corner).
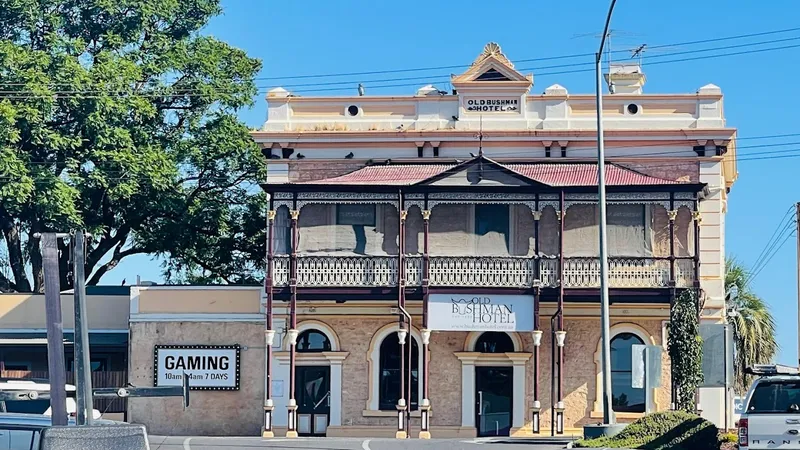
148;436;570;450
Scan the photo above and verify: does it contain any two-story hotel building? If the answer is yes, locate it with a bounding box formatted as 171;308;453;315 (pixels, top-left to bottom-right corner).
126;43;737;438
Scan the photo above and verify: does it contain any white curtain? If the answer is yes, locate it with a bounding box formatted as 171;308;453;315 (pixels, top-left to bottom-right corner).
563;204;653;257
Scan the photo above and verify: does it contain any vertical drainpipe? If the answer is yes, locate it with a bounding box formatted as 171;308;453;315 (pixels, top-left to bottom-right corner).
555;190;566;434
263;201;276;437
667;193;677;410
396;190;408;439
692;196;702;412
531;195;542;433
286;198;300;438
420;196;432;439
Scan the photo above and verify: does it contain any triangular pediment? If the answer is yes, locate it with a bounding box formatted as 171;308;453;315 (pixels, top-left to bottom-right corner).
415;156;549;188
452;43;532;85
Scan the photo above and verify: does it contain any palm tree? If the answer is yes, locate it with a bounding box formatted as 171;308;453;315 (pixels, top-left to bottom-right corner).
725;257;779;393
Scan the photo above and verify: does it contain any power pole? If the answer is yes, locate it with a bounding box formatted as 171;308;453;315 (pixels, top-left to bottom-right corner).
39;232;69;426
72;231;94;425
796;202;799;369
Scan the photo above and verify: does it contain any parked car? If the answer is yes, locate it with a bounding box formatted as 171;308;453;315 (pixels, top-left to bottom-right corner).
0;413;125;450
738;364;800;449
0;379;102;420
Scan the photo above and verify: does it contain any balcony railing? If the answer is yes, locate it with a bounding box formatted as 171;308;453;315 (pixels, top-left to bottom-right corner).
270;255;696;289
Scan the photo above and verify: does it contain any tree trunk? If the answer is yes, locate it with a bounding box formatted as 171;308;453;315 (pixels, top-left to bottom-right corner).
29;220;44;293
0;207;32;292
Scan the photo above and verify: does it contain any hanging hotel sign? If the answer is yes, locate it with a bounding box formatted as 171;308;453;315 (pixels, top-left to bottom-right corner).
154;344;240;391
464;98;520;112
428;294;534;331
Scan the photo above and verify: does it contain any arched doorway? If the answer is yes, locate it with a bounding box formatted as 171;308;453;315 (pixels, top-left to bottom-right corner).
473;332;516;437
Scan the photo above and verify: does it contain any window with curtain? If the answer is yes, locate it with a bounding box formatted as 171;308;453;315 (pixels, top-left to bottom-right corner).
296;330;331;353
610;332;646;413
474;332;515;353
378;334;419;411
474;204;510;254
563;204;653;257
273;207;292;254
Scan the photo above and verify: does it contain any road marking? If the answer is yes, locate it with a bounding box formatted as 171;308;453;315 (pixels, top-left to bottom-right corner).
361;439;372;450
183;437;192;450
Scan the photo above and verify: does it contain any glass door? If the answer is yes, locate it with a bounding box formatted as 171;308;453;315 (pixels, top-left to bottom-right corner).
475;366;513;437
295;366;331;436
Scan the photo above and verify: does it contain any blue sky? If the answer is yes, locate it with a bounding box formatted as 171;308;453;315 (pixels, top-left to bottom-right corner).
105;0;800;365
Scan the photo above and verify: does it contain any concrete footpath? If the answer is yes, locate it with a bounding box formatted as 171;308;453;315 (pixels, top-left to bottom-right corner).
149;436;573;450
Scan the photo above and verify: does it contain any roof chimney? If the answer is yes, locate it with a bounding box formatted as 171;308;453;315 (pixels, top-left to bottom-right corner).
604;63;646;94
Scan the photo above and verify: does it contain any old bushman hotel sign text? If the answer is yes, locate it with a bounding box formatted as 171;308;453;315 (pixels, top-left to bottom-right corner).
428;294;534;332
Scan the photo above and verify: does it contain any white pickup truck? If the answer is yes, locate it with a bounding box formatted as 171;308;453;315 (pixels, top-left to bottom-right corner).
738;364;800;449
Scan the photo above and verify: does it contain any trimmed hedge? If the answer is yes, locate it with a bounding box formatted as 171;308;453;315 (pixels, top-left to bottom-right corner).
575;411;720;450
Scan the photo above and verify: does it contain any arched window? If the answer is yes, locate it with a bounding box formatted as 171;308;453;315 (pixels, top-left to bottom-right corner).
610;332;646;413
474;332;515;353
296;330;331;353
378;333;419;411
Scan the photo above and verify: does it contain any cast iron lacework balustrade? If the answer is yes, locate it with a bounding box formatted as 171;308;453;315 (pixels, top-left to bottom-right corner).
538;257;559;288
675;258;696;288
562;257;674;288
295;255;398;287
404;256;423;286
427;256;536;288
272;255;290;287
270;255;694;288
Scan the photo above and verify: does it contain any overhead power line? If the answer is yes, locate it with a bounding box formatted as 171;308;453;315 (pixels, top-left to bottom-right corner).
254;25;800;81
4;146;800;183
1;29;800;97
748;207;798;283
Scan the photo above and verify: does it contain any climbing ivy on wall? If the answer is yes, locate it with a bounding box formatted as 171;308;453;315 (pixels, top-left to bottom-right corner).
668;289;704;413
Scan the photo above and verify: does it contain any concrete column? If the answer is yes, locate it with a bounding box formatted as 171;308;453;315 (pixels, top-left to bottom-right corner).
513;363;526;428
460;357;477;427
329;359;343;427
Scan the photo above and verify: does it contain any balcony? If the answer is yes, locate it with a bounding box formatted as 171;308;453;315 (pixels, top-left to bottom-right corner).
270;255;695;289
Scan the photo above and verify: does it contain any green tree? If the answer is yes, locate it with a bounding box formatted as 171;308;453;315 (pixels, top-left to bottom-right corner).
0;0;265;292
669;289;703;413
725;257;778;393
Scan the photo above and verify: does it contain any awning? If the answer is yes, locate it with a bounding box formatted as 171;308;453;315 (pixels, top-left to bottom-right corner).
284;156;696;188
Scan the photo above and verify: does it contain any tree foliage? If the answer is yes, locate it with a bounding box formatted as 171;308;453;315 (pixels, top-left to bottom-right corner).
725;257;778;394
0;0;265;291
669;289;704;413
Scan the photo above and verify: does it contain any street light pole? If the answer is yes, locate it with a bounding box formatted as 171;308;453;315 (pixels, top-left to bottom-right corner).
596;0;618;427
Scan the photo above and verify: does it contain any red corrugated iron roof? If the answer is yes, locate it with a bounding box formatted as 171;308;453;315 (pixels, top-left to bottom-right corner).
296;160;681;187
302;164;455;185
506;163;679;186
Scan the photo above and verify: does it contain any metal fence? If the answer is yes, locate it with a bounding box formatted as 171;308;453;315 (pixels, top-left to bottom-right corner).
1;370;128;414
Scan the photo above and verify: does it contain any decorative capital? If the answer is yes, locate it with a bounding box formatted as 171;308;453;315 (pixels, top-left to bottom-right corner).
422;209;432;221
531;211;542;221
421;329;431;345
287;329;299;346
667;210;678;222
556;210;564;221
532;400;541;411
692;211;702;223
400;210;408;221
290;209;300;220
265;329;276;346
267;210;276;221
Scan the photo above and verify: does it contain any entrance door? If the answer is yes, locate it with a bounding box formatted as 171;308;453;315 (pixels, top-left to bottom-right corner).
475;366;513;437
296;366;331;436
